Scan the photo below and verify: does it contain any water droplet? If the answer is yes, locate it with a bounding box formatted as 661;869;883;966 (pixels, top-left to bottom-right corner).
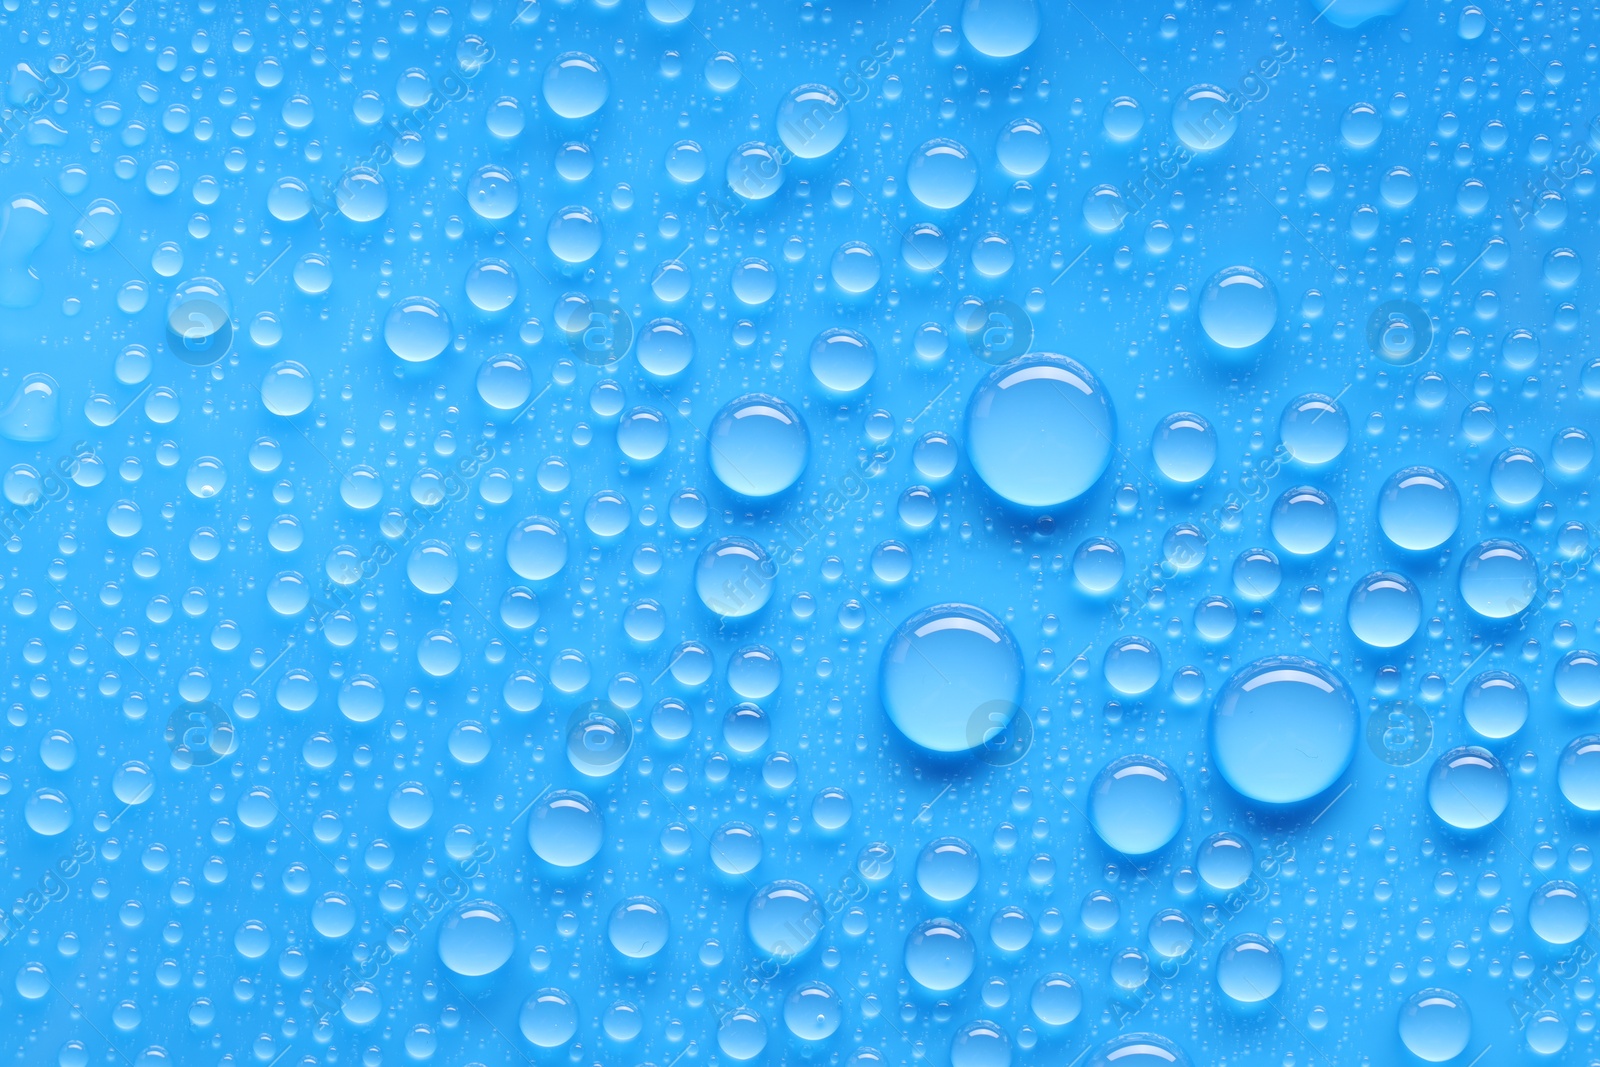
1197;832;1253;890
1458;539;1537;619
384;296;452;363
1151;411;1217;483
1215;933;1283;1003
1556;650;1600;709
518;989;578;1047
1198;266;1275;349
1378;466;1459;550
1458;671;1526;740
1089;755;1184;855
880;604;1022;753
528;790;603;867
708;394;808;497
608;896;669;958
747;880;823;958
506;516;568;581
960;0;1040;57
810;328;876;393
1270;486;1338;556
1346;571;1421;647
907;138;978;210
1427;747;1508;829
777;84;848;159
905;918;975;991
438;901;516;976
965;354;1116;507
0;372;62;442
1211;657;1357;805
1088;1034;1190;1067
1173;84;1237;152
543;52;608;119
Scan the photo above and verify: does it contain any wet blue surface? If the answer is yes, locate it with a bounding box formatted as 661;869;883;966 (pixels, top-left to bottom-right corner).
1;1;1599;1065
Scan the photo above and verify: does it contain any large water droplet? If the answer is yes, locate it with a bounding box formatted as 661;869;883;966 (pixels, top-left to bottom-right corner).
1399;988;1472;1062
1173;84;1237;152
777;84;848;159
1555;649;1600;708
1427;747;1508;829
880;604;1023;753
1151;411;1216;483
608;896;670;959
1197;266;1275;349
747;880;822;959
519;989;578;1048
1210;657;1357;805
543;52;608;119
960;0;1040;58
528;790;603;867
708;393;808;497
904;918;975;991
1461;671;1526;740
1279;393;1349;465
1346;571;1421;648
1088;755;1184;855
965;354;1116;508
907;138;978;210
0;372;61;442
506;516;568;580
1215;933;1283;1003
1558;736;1600;812
1088;1034;1191;1067
917;837;980;901
438;900;516;976
1378;466;1459;550
384;296;452;363
1458;539;1537;619
1270;486;1338;556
